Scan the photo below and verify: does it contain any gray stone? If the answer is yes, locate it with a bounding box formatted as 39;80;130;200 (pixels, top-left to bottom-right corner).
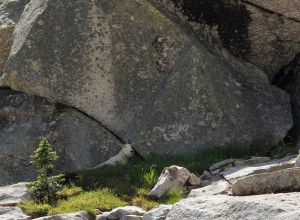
0;207;30;220
209;159;235;171
166;193;300;220
143;205;172;220
35;211;93;220
148;166;190;198
0;182;30;205
1;0;293;157
231;168;300;196
188;180;230;197
0;89;121;186
151;0;300;78
245;157;271;165
295;150;300;167
106;206;145;220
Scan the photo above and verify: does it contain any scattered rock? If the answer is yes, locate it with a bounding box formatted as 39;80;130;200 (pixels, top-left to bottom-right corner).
188;180;230;197
0;207;30;220
106;206;145;220
148;166;190;198
0;182;30;206
209;159;235;171
143;205;173;220
187;173;201;186
245;157;271;165
35;212;93;220
294;150;300;167
231;168;300;196
95;212;110;220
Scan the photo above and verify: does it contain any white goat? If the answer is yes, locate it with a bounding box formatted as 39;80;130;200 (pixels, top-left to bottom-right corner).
94;143;134;168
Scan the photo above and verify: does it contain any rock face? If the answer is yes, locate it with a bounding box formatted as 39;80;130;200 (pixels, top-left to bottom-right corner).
0;0;293;157
152;0;300;78
35;211;94;220
0;89;121;186
0;0;29;75
0;207;30;220
272;53;300;147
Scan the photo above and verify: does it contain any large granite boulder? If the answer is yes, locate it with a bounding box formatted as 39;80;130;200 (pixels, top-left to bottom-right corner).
0;89;121;186
151;0;300;78
0;0;29;75
1;0;293;156
272;52;300;147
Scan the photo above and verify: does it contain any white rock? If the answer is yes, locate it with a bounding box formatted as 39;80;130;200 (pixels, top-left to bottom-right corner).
0;182;30;206
166;193;300;220
209;159;235;171
96;212;110;220
143;205;173;220
120;215;143;220
148;166;190;198
106;206;145;220
187;173;201;186
0;207;30;220
35;211;93;220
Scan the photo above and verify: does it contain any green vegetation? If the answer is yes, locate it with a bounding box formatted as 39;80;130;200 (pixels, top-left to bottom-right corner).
28;138;64;205
19;144;261;218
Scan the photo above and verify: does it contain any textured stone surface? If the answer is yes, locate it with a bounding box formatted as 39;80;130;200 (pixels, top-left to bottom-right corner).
0;207;30;220
0;0;29;76
187;173;201;186
120;215;143;220
0;89;121;186
152;0;300;78
35;211;93;220
0;182;30;205
231;168;300;196
1;0;293;157
166;193;300;220
143;205;172;220
188;180;230;197
106;206;145;220
148;166;190;198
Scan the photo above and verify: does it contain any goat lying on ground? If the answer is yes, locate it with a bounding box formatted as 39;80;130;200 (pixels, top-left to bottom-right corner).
94;143;134;168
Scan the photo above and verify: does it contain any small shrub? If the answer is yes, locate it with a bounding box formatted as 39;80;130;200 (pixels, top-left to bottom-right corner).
161;187;186;204
29;138;65;204
57;185;83;199
142;165;158;189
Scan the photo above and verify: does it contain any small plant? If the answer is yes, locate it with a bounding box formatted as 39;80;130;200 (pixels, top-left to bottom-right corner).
161;187;186;204
18;201;51;218
28;138;65;204
142;165;158;189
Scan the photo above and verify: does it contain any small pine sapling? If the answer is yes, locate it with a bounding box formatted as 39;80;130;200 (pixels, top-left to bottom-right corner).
28;138;65;205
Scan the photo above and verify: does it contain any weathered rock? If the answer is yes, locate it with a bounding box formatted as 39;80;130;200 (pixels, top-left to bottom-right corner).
106;206;145;220
188;180;230;197
0;0;29;75
295;150;300;167
209;159;235;172
0;182;30;205
152;0;300;78
148;166;190;198
166;193;300;220
143;205;173;220
231;168;300;196
187;173;201;186
1;0;293;157
35;211;93;220
221;155;296;183
0;89;121;186
245;156;271;164
120;215;143;220
0;207;30;220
